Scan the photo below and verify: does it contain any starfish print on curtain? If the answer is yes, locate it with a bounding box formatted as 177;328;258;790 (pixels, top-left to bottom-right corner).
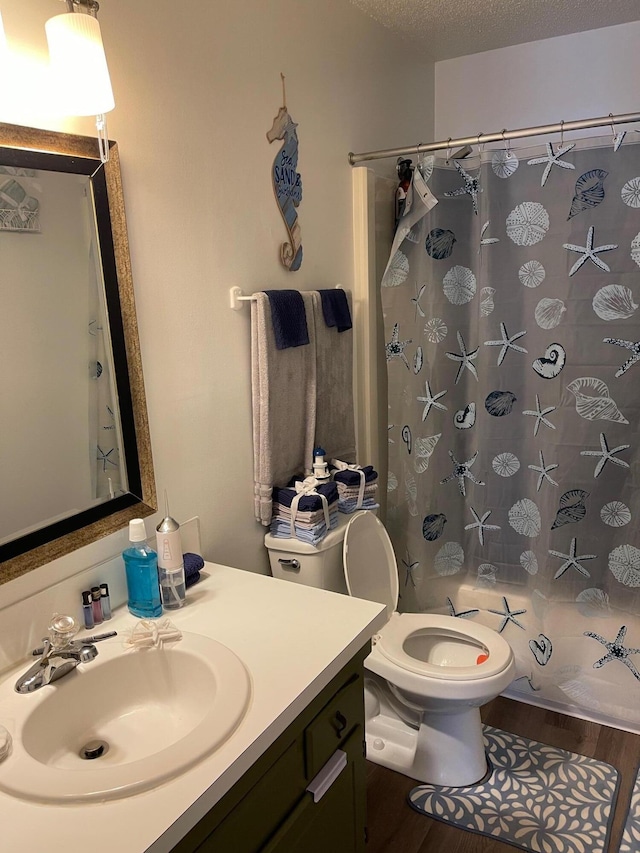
488;596;527;633
464;506;501;545
580;432;630;477
548;538;597;579
527;142;576;186
417;380;447;422
613;131;626;152
528;450;559;491
479;220;500;252
447;597;479;619
584;625;640;681
562;225;618;276
385;323;412;368
446;331;479;383
97;445;118;472
483;321;528;365
440;450;485;497
522;395;557;436
444;161;482;214
412;283;427;320
603;336;640;377
402;551;419;588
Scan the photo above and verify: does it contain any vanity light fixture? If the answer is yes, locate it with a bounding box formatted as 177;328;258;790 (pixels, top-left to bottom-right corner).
45;0;114;162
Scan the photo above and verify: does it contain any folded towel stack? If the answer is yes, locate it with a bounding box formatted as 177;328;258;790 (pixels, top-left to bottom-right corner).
270;477;339;545
331;461;380;514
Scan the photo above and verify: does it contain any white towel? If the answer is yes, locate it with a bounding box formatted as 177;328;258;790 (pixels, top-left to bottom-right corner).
312;290;356;463
251;292;317;526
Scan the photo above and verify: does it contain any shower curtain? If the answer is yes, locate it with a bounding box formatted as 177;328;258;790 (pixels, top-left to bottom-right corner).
382;134;640;730
87;205;122;503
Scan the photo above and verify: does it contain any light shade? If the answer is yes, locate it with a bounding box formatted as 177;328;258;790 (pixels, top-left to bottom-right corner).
0;12;6;59
45;12;114;116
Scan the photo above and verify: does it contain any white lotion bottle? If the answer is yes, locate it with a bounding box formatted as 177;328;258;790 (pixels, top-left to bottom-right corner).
156;494;186;610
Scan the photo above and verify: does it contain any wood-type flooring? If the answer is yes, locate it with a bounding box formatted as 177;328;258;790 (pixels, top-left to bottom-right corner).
366;696;640;853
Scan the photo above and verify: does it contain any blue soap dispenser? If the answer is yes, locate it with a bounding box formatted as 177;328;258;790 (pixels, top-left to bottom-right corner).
123;518;162;618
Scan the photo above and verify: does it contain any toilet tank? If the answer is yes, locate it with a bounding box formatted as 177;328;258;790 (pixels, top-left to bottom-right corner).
264;514;349;593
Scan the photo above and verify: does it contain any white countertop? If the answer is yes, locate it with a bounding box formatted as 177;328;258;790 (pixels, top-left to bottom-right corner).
0;564;385;853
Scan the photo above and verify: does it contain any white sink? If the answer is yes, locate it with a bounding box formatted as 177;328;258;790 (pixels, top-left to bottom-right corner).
0;632;251;803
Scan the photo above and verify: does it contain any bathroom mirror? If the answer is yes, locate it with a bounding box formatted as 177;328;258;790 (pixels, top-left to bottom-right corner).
0;122;156;586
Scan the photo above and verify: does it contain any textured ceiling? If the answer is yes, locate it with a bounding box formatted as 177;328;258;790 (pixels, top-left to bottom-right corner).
349;0;640;60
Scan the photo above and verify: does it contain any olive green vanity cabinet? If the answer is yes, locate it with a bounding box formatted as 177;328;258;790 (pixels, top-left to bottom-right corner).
170;646;369;853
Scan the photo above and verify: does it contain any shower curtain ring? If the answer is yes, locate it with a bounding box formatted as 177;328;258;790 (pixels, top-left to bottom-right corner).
501;128;511;159
609;112;617;140
477;132;485;155
559;120;565;147
446;138;452;164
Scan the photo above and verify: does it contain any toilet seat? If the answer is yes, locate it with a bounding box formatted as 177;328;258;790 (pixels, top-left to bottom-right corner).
375;612;513;681
343;512;512;682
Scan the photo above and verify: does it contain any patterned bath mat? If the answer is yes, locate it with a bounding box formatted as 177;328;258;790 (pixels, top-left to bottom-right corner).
408;725;619;853
619;765;640;852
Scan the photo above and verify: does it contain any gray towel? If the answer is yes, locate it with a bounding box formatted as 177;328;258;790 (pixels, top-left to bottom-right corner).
312;290;356;463
251;292;317;526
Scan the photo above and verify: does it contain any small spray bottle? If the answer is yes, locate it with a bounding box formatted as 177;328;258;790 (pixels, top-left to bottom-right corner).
156;492;186;610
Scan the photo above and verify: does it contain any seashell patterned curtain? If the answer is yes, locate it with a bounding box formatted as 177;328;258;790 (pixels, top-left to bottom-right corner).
381;135;640;731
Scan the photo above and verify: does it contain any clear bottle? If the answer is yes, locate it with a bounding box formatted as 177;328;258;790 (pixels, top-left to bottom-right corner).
100;583;112;620
156;499;186;610
91;587;104;625
123;518;162;618
81;590;95;629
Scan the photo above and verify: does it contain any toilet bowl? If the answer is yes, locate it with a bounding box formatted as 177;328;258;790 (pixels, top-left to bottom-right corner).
265;511;516;786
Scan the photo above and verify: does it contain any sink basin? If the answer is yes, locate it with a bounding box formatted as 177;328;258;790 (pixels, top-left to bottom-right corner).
0;632;251;803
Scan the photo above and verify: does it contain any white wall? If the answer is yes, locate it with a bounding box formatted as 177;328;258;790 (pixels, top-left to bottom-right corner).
0;0;435;605
435;21;640;142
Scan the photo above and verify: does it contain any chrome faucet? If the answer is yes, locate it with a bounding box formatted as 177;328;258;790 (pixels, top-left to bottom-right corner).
15;638;99;694
14;614;100;694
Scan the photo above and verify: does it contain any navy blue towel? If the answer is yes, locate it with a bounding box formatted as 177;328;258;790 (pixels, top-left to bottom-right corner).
264;290;310;350
332;465;377;485
318;289;352;332
183;552;204;588
272;481;338;511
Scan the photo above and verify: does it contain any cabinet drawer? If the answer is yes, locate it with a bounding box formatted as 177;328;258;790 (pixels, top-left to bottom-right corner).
304;673;363;779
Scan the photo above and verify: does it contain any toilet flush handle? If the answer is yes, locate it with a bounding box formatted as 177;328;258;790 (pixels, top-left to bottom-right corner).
278;558;300;572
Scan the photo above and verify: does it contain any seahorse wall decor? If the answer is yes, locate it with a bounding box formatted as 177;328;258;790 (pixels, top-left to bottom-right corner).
267;74;303;271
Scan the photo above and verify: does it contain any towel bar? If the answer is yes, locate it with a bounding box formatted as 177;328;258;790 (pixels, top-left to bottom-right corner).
229;285;344;311
229;286;256;310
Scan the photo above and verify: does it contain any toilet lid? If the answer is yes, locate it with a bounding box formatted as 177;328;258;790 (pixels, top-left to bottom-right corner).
343;511;398;621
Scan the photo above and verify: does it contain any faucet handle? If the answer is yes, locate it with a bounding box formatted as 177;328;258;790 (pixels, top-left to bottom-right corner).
76;644;99;663
47;614;79;650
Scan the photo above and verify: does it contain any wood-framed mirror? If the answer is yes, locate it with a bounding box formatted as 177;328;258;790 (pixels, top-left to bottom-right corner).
0;122;156;586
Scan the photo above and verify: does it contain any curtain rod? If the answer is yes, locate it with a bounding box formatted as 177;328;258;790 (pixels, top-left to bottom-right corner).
348;111;640;165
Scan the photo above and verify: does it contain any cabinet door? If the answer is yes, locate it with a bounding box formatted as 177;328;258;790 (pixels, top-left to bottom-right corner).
194;739;306;853
260;727;365;853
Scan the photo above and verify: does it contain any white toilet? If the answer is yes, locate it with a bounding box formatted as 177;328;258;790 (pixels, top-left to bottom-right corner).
265;511;516;786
